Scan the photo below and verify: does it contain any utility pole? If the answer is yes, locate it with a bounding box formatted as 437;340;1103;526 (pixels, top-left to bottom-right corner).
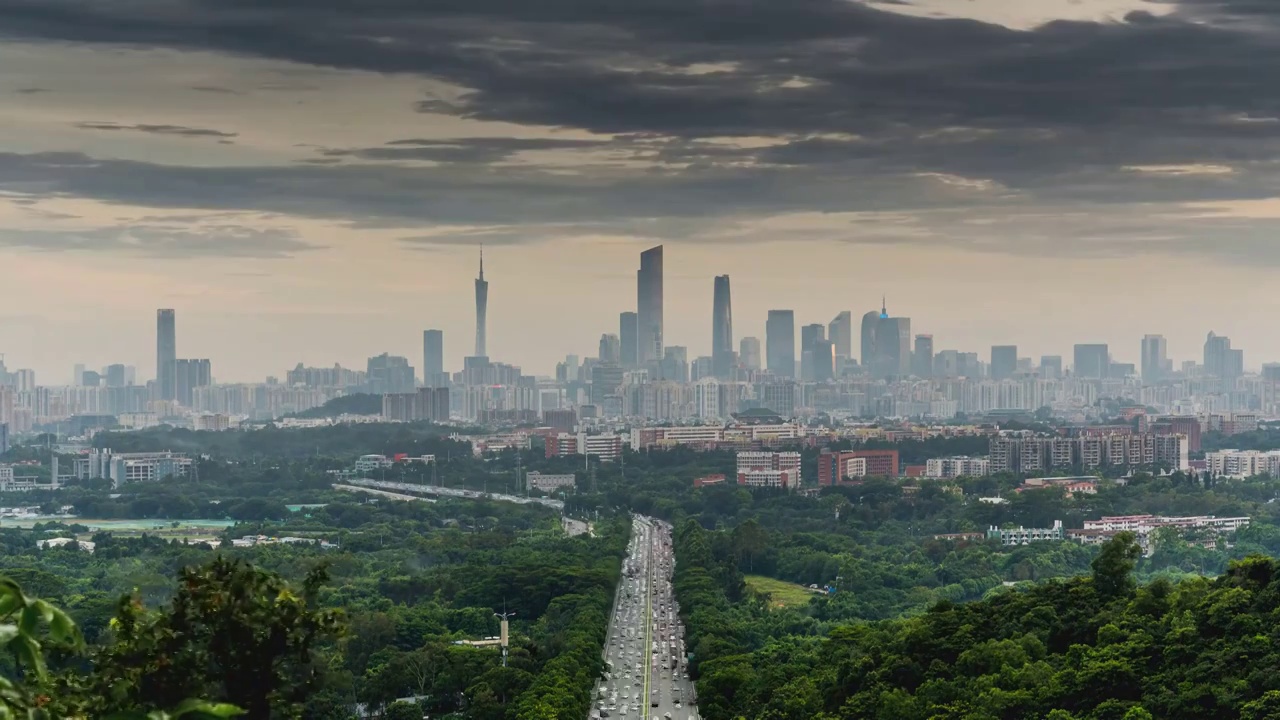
494;605;517;668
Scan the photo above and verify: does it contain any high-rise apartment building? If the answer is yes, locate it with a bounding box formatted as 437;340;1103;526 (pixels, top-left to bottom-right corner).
636;245;664;369
1204;332;1244;379
1073;344;1110;379
156;309;176;401
991;345;1018;381
913;335;934;378
1141;334;1169;384
474;247;489;357
175;359;212;406
367;353;416;395
765;310;796;379
590;364;625;406
423;329;445;386
661;346;689;383
828;311;853;367
739;337;761;372
619;312;638;368
712;275;734;378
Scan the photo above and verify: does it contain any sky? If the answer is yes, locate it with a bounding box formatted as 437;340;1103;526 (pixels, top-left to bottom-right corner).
3;0;1280;383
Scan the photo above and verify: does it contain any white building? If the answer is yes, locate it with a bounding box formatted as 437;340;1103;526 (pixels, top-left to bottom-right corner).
1083;514;1250;534
735;451;802;490
354;454;395;473
1205;449;1280;479
75;449;193;488
525;471;577;492
925;456;991;478
580;433;624;462
987;520;1064;545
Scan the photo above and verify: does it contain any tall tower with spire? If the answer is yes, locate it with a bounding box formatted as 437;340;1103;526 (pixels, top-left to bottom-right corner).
475;244;488;358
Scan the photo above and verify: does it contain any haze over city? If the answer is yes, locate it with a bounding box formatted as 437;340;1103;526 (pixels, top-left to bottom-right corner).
4;0;1280;381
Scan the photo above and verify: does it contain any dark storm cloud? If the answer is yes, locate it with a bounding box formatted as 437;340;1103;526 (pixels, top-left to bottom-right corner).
189;85;242;94
0;0;1279;263
73;121;238;139
319;137;613;164
1;0;1277;168
0;222;319;258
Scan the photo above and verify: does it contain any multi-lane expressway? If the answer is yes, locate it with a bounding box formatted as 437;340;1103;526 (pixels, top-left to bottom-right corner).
591;517;698;720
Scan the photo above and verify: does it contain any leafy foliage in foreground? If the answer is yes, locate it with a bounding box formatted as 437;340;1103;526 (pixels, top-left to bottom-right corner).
677;526;1280;720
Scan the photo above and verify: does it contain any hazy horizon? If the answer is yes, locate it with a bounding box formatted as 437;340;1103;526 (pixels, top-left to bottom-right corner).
4;0;1280;382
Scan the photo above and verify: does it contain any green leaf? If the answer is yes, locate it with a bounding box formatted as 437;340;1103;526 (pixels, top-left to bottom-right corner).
169;699;246;718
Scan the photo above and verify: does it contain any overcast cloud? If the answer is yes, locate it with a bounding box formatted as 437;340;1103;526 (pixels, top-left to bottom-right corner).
1;0;1279;381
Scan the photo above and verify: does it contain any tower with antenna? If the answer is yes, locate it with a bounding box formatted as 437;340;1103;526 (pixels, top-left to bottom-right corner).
475;243;489;358
494;604;516;668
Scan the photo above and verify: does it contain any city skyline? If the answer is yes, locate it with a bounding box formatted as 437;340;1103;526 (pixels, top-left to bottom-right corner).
3;249;1278;384
5;0;1280;380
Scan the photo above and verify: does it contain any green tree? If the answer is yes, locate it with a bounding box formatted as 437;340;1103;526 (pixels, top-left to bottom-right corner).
83;557;343;720
382;701;422;720
1091;532;1141;598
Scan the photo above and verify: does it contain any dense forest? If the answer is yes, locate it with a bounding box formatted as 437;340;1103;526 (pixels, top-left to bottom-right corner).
675;522;1280;720
8;421;1280;717
0;495;625;720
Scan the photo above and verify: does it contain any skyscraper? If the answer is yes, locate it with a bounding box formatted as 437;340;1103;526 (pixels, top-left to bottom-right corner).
712;275;734;378
156;309;176;401
637;245;664;369
991;345;1018;380
105;364;127;388
766;310;796;379
828;311;853;366
474;246;488;358
812;340;835;382
619;312;638;368
1141;334;1168;383
860;311;880;371
740;337;762;371
867;299;910;378
1040;355;1063;379
423;330;445;386
913;335;934;378
800;323;825;381
1073;344;1110;379
599;333;621;364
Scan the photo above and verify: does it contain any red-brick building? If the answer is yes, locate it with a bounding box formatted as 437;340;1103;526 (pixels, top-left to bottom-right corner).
818;449;900;485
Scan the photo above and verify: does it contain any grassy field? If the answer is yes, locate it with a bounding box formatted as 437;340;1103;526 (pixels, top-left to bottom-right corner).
744;574;818;609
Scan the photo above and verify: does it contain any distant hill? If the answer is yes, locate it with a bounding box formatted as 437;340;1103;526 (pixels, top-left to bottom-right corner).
289;393;383;419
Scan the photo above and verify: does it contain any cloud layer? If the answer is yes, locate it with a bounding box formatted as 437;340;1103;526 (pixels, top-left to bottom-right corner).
0;0;1278;264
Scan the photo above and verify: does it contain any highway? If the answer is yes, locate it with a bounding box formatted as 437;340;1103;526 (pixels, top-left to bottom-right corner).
347;478;566;511
591;517;698;720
